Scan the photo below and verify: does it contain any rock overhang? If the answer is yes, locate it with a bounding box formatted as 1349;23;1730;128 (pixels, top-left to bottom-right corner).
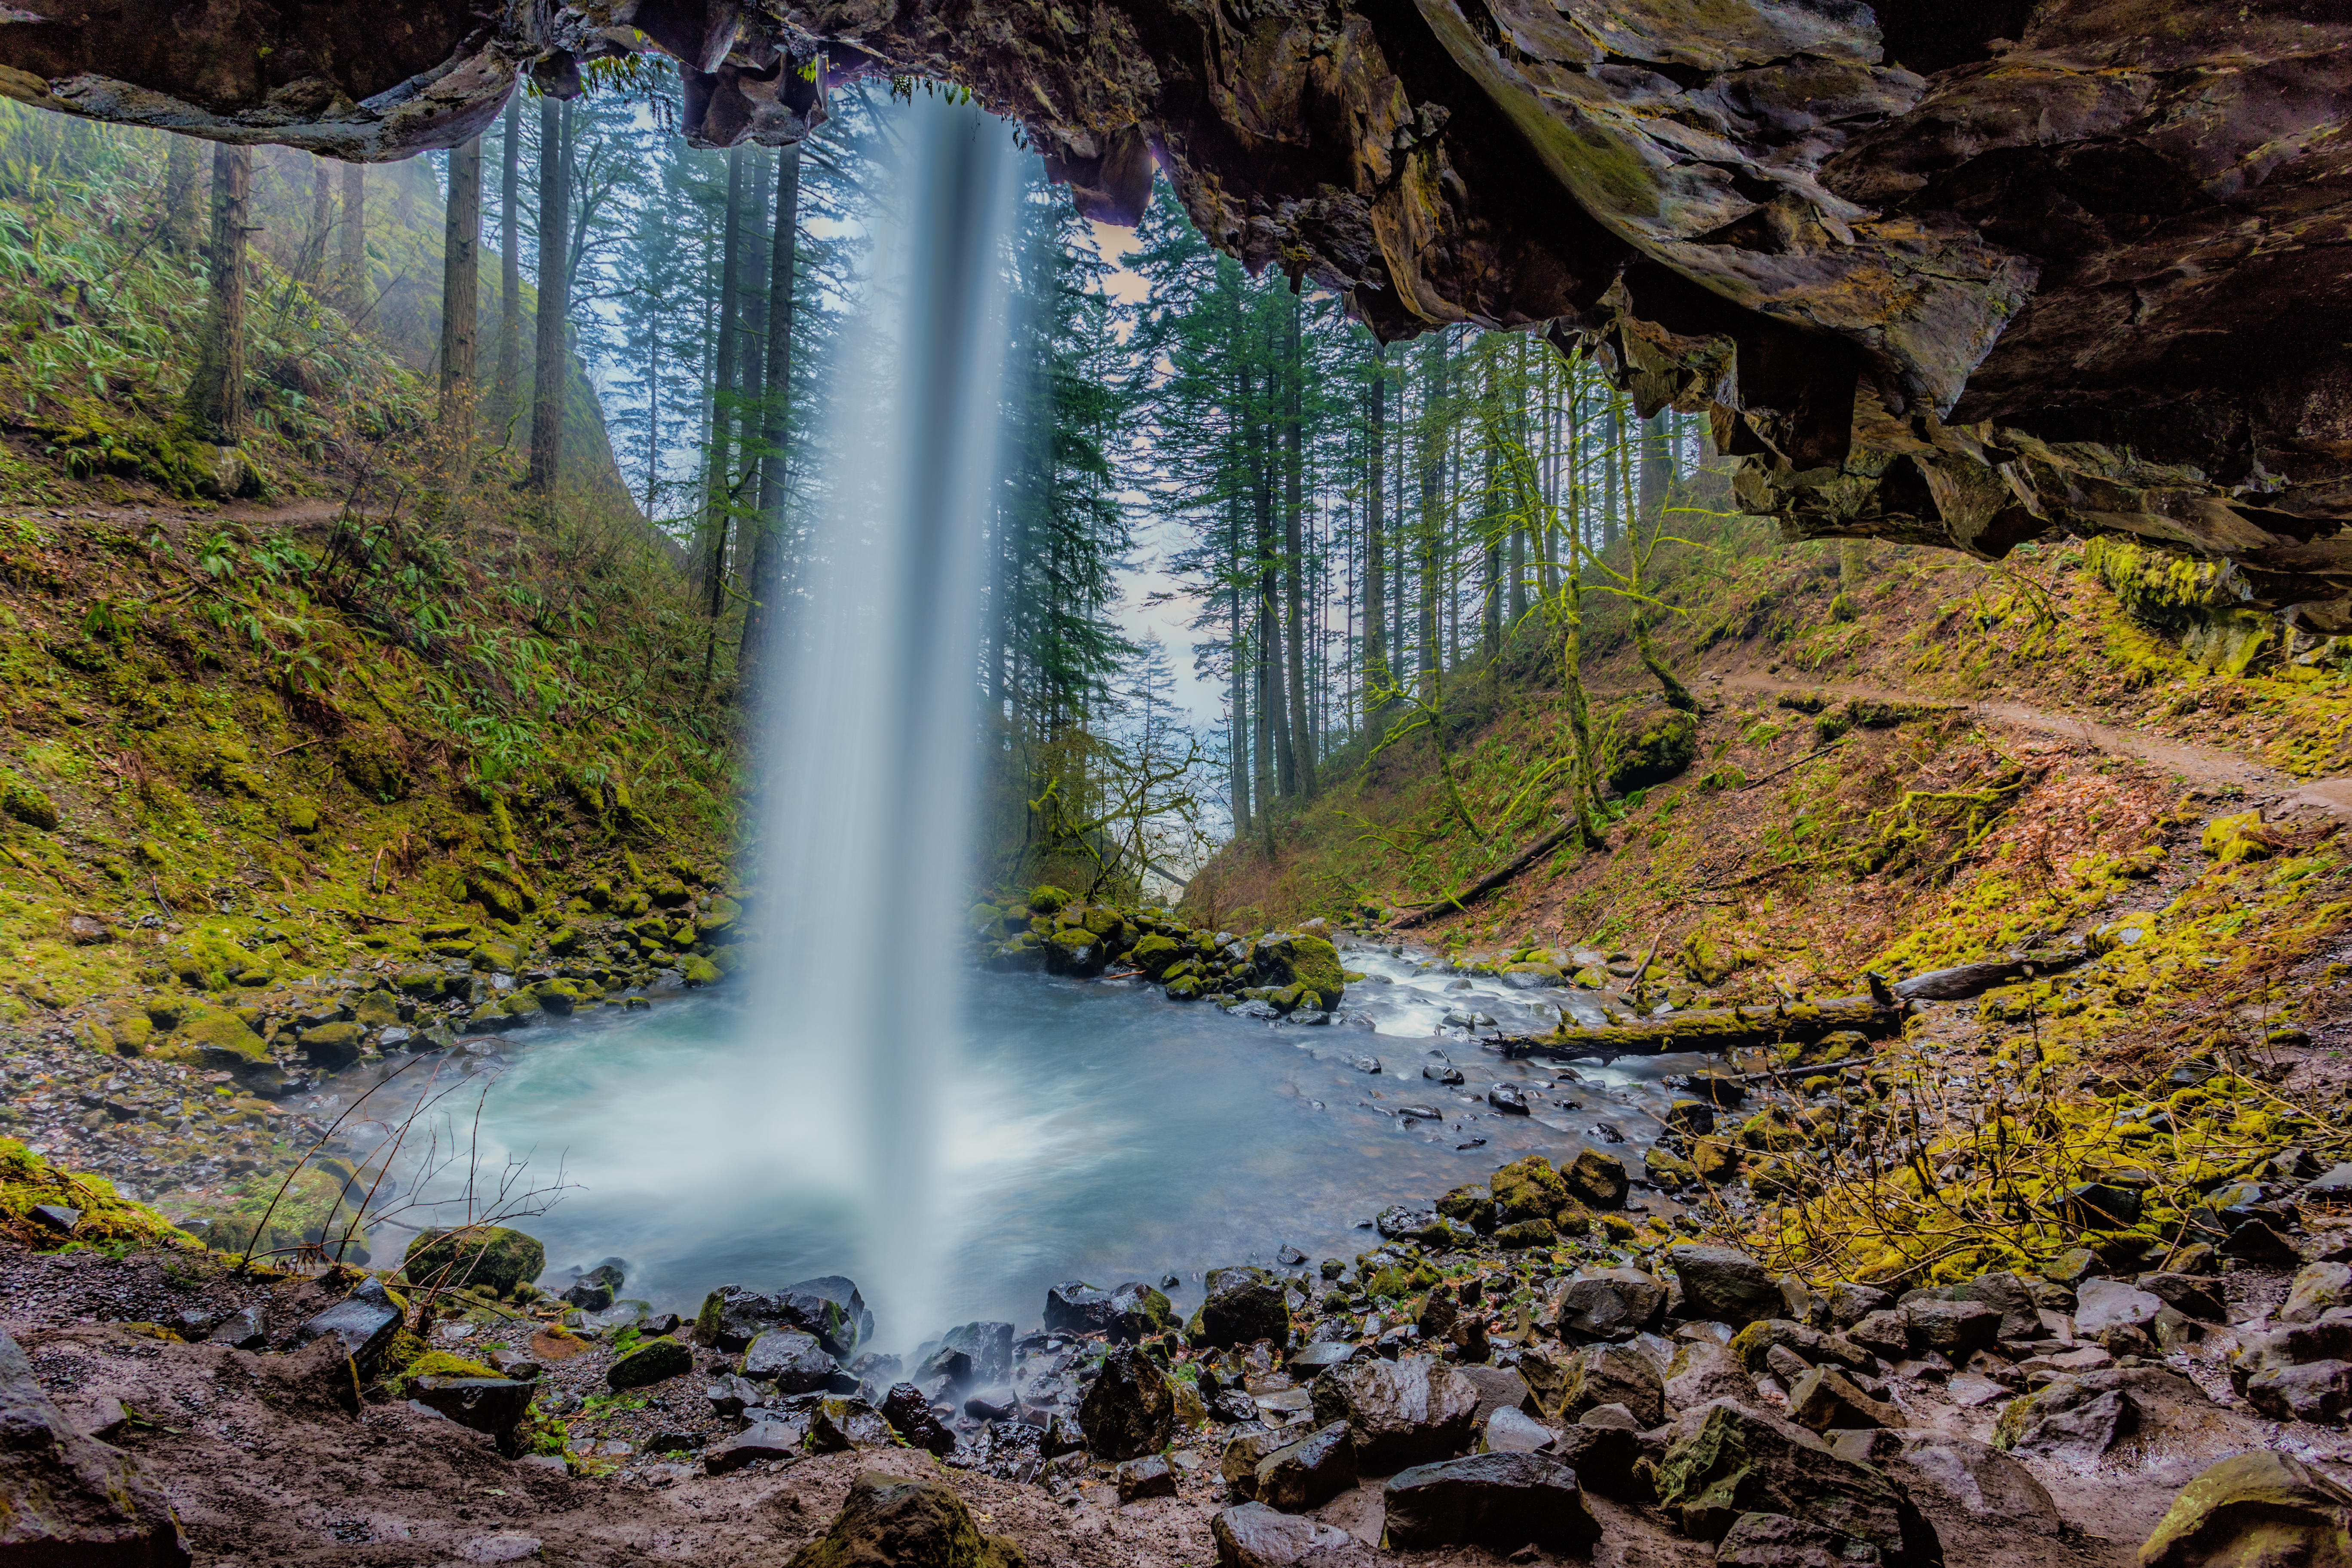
5;0;2348;619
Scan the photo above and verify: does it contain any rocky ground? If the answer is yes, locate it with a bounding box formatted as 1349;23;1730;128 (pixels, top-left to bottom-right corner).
11;1100;2352;1567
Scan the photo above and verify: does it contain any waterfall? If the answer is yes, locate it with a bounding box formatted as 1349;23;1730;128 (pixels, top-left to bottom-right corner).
747;96;1018;1349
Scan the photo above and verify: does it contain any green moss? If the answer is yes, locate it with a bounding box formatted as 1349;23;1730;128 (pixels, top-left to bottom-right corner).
402;1225;546;1297
0;775;58;830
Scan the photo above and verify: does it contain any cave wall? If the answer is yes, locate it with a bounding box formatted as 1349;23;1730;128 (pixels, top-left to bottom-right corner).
4;0;2349;623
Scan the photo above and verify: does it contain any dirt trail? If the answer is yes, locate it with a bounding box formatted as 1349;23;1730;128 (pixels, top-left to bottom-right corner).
1704;666;2342;806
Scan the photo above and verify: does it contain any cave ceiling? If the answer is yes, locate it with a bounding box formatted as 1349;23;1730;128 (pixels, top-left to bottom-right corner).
5;0;2350;624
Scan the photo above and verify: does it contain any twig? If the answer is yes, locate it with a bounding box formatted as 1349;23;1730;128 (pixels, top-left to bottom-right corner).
1737;739;1846;792
269;738;320;757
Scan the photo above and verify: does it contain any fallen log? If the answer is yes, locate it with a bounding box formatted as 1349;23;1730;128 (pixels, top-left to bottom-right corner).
1388;821;1576;931
1499;994;1911;1060
1890;948;2089;1001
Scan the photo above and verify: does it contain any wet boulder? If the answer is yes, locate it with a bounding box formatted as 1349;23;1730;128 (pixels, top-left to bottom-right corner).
1199;1266;1290;1350
880;1381;956;1454
2140;1451;2352;1568
1546;1343;1665;1429
1829;1432;2070;1568
1251;933;1346;1008
785;1469;1026;1568
1490;1156;1572;1224
1210;1503;1355;1567
2283;1262;2352;1325
1665;1342;1755;1413
1382;1451;1599;1554
1563;1148;1629;1210
1221;1427;1292;1500
1254;1421;1358;1511
608;1336;693;1390
806;1396;898;1452
1607;704;1697;793
1556;1267;1667;1341
706;1421;806;1474
1078;1344;1174;1461
695;1283;856;1357
744;1329;841;1394
410;1374;535;1454
2247;1360;2352;1425
1994;1366;2203;1459
940;1321;1015;1384
1668;1245;1781;1327
293;1275;404;1374
2073;1277;2163;1340
1901;1297;1998;1357
1044;1280;1176;1343
1117;1452;1178;1502
1310;1354;1479;1470
1654;1402;1937;1565
0;1329;190;1565
1788;1367;1901;1433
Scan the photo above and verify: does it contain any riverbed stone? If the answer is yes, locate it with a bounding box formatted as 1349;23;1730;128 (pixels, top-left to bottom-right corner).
1382;1451;1599;1553
1310;1354;1478;1470
294;1276;403;1373
401;1227;545;1298
880;1382;955;1454
806;1396;897;1452
1564;1148;1629;1209
1557;1267;1668;1340
1788;1366;1901;1432
411;1375;535;1454
1549;1343;1665;1428
1490;1156;1571;1223
2139;1451;2352;1568
2074;1277;2163;1338
2248;1360;2352;1425
1668;1245;1781;1327
744;1329;839;1394
785;1469;1026;1568
1210;1502;1354;1567
1254;1421;1358;1511
2284;1263;2352;1325
695;1284;855;1357
1903;1297;1998;1356
1078;1344;1174;1461
608;1336;693;1390
941;1322;1014;1384
1655;1402;1930;1563
1199;1267;1290;1349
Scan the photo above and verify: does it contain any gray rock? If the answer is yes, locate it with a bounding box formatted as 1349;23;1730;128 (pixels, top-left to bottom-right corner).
1668;1246;1781;1327
1553;1342;1665;1428
1210;1502;1356;1567
1655;1402;1932;1563
1201;1267;1291;1349
0;1329;188;1564
2246;1360;2352;1425
293;1276;403;1372
743;1329;840;1394
879;1381;955;1455
2141;1451;2352;1568
2073;1277;2163;1337
1255;1421;1357;1510
1309;1354;1479;1470
1716;1511;1870;1567
206;1303;267;1350
1901;1297;1997;1357
1382;1451;1599;1553
1827;1283;1894;1327
940;1321;1015;1383
1117;1451;1178;1502
804;1395;896;1452
1479;1406;1558;1453
2282;1262;2352;1325
694;1283;856;1357
1664;1343;1754;1412
409;1375;535;1454
1078;1343;1174;1460
2135;1273;2224;1323
1556;1267;1668;1341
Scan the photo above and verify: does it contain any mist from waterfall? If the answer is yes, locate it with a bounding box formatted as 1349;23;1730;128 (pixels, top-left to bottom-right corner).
744;95;1019;1348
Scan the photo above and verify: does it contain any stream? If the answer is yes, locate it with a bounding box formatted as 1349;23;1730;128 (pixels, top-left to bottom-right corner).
334;942;1709;1353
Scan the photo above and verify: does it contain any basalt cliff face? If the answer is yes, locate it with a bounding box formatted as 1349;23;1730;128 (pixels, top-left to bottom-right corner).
7;1;2348;619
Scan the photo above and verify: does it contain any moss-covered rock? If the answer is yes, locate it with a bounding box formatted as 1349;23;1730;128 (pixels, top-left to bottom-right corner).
0;776;59;830
678;954;721;986
608;1335;692;1390
2202;811;2280;865
1608;704;1699;793
1028;885;1073;914
402;1225;546;1297
180;1005;269;1063
298;1021;365;1067
1490;1156;1570;1223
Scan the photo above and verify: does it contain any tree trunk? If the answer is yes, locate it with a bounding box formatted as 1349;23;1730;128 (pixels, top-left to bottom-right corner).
492;98;522;441
703;146;745;609
526;97;570;495
438;135;481;441
180;143;251;445
1601;395;1621;552
738;144;804;687
1639;408;1671;523
302;158;331;282
737;146;772;493
1282;295;1316;798
1364;341;1388;722
1506;995;1910;1060
338;161;365;314
1419;335;1446;696
160;135;201;252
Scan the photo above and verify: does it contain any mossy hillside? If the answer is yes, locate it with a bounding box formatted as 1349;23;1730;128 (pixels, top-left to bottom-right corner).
0;502;744;1031
0;1135;204;1251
